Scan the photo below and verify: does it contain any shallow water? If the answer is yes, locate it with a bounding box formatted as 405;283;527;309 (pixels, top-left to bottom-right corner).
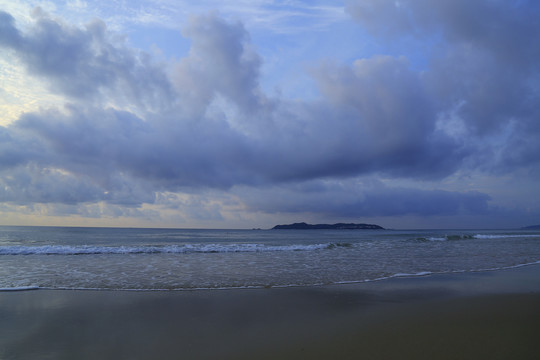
1;226;540;290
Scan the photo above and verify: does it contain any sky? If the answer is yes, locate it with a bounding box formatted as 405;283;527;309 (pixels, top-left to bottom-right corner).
0;0;539;229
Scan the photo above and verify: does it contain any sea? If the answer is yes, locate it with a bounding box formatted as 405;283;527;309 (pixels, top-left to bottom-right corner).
1;226;540;291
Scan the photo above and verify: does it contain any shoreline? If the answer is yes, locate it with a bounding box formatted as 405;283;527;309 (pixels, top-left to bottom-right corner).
3;259;540;293
1;265;540;359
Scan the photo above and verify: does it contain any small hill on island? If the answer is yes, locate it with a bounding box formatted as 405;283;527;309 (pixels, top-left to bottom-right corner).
272;222;384;230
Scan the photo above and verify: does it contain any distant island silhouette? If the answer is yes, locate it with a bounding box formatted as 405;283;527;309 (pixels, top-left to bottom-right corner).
522;224;540;230
272;222;384;230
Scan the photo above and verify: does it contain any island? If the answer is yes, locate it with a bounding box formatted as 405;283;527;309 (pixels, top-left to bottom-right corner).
272;222;384;230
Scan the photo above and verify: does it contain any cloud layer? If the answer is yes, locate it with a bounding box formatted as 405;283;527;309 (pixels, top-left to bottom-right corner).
1;1;539;225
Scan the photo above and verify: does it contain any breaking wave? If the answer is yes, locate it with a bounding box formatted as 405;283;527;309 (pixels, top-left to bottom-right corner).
0;242;353;256
411;233;540;242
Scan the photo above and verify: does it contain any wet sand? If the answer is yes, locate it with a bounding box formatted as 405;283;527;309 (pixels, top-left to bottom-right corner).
1;265;540;359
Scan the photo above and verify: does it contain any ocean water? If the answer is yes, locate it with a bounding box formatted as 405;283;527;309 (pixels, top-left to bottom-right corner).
1;226;540;291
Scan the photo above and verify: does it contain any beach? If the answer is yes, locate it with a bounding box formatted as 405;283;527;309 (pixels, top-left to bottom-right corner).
1;264;540;360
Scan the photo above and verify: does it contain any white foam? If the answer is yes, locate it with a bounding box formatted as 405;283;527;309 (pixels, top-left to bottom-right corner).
416;233;540;242
0;242;346;256
473;234;540;239
426;237;447;241
393;271;433;277
0;286;40;291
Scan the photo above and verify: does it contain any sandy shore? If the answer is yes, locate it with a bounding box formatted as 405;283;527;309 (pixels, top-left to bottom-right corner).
1;265;540;359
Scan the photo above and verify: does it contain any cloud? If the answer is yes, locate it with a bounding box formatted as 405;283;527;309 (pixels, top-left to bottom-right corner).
0;165;99;205
237;179;491;218
311;56;469;179
1;4;539;225
91;0;348;34
0;8;175;111
346;0;540;172
173;13;265;115
1;10;465;191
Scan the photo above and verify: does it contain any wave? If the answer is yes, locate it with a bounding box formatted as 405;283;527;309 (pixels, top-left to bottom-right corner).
0;286;40;292
473;234;540;239
3;260;540;292
0;242;352;256
411;235;473;242
335;259;540;285
412;233;540;242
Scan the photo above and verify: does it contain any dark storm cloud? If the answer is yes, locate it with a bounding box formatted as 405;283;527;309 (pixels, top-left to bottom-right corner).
237;180;491;218
2;104;255;197
346;0;540;169
310;56;468;179
0;164;104;205
0;3;539;220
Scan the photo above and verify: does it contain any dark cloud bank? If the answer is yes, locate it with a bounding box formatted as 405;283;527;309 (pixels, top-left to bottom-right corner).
0;1;539;223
